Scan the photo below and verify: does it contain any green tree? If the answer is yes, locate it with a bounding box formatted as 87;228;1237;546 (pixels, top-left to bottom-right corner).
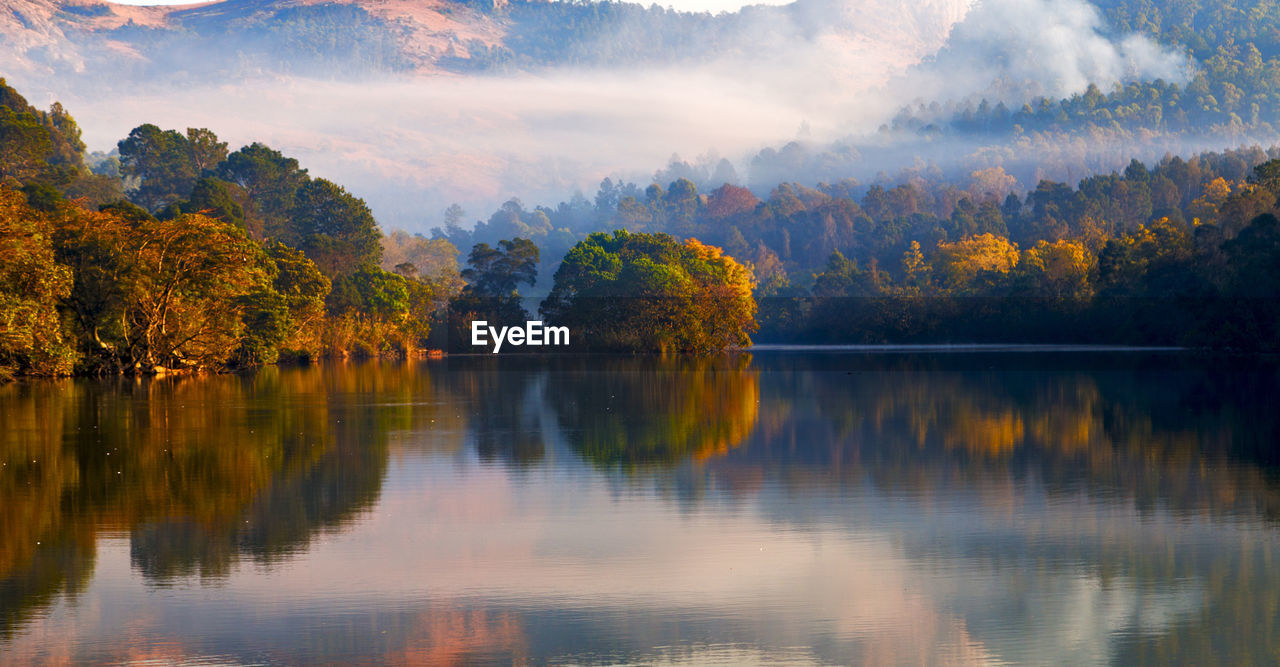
460;237;540;298
291;178;382;276
117;124;199;211
446;238;540;349
186;127;227;173
324;266;416;356
183;176;245;226
41;102;86;175
235;286;291;366
265;242;331;356
0;79;85;187
63;173;124;209
540;230;756;352
1209;213;1280;350
812;251;881;297
1247;159;1280;206
216;143;308;240
0;106;52;184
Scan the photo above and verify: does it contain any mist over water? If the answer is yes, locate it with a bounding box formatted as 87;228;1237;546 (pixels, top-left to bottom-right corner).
8;0;1196;230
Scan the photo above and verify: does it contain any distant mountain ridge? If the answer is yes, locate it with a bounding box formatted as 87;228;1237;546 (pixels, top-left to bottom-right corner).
0;0;505;79
0;0;973;83
3;0;1218;233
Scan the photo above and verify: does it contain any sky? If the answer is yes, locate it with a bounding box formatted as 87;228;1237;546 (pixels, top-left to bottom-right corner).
107;0;795;13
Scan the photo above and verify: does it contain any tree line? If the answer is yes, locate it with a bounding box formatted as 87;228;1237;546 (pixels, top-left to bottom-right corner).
435;144;1280;351
0;78;758;378
0;77;459;378
7;72;1280;378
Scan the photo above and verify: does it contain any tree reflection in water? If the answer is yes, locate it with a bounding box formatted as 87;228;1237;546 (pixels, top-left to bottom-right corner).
547;354;759;467
0;352;1277;664
0;363;437;634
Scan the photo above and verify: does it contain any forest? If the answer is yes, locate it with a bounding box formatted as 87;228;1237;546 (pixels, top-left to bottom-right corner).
0;75;763;377
5;52;1280;378
0;77;456;378
434;143;1280;350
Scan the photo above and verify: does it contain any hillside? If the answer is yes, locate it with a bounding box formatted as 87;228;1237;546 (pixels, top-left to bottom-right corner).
4;0;1280;235
0;0;985;225
0;0;505;79
0;0;972;83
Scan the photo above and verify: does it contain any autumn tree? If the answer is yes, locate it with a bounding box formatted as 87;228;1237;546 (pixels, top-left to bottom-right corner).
381;230;460;284
933;233;1020;293
54;206;276;372
1097;217;1195;297
1017;239;1095;300
540;231;756;352
0;190;74;377
901;240;930;291
705;183;760;220
967;166;1018;203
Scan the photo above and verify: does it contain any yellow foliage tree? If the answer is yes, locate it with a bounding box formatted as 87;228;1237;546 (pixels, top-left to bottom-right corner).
681;238;758;352
0;190;74;376
1188;177;1234;222
1021;239;1095;300
1203;176;1232;203
932;233;1020;291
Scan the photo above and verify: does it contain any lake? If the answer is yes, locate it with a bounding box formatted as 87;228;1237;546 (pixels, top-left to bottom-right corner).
2;350;1278;664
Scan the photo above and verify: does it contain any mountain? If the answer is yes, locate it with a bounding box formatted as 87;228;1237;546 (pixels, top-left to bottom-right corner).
0;0;972;84
0;0;505;80
0;0;988;227
1;0;1260;234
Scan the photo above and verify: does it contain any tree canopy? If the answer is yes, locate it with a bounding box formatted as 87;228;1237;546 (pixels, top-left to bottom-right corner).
0;81;465;376
540;230;756;352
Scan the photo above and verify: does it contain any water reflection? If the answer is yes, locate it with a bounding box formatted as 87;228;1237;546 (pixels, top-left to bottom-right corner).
738;354;1280;520
0;365;423;634
0;352;1277;663
548;355;759;467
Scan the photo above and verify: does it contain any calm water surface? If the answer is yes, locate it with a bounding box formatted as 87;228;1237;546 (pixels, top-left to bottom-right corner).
2;351;1278;664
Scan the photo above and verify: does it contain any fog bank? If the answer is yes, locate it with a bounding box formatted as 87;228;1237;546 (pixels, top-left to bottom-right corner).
10;0;1196;230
